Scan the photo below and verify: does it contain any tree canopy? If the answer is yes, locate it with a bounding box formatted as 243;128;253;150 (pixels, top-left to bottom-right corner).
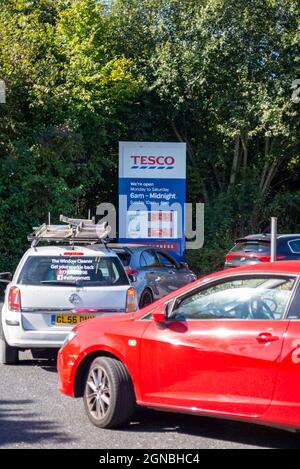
0;0;299;273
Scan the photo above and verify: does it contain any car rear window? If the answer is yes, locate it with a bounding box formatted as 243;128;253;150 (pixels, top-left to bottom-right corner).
115;252;131;267
231;241;270;254
18;256;129;286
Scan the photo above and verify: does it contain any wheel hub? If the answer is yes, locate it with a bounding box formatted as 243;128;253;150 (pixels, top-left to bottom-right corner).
86;366;111;420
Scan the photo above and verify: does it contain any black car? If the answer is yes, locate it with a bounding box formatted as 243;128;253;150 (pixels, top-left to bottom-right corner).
225;234;300;268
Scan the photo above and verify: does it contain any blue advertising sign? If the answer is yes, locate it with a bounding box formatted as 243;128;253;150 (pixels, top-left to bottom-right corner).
118;142;186;260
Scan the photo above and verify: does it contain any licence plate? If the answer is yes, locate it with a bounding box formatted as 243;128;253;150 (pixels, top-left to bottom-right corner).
51;314;96;326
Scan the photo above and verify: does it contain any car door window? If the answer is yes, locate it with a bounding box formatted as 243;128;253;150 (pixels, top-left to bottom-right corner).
140;250;159;268
157;252;177;268
171;276;295;320
288;239;300;254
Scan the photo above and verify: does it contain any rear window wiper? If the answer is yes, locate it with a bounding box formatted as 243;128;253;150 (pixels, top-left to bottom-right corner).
40;280;83;286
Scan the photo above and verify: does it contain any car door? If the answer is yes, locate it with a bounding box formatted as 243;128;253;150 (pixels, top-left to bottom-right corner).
156;251;195;290
140;274;296;417
155;251;181;293
268;282;300;427
139;250;163;298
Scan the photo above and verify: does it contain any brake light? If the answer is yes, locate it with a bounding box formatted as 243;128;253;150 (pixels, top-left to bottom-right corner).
63;252;84;256
257;255;271;262
258;254;286;262
126;287;138;313
125;268;138;282
226;252;285;263
8;287;21;312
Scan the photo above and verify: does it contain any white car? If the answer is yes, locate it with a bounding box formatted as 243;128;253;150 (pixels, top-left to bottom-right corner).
0;244;137;364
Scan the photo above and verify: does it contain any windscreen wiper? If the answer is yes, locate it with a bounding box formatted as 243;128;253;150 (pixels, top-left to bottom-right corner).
40;280;83;286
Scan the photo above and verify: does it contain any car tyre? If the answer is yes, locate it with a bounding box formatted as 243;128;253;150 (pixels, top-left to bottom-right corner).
0;324;19;365
83;356;135;429
139;289;153;308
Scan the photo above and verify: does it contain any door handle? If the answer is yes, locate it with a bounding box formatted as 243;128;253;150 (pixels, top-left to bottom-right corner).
256;332;279;344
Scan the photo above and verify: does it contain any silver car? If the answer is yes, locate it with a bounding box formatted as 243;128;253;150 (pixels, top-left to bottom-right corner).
0;216;139;365
109;244;197;308
0;245;137;365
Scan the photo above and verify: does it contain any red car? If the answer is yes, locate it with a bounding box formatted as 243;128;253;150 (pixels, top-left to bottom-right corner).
58;261;300;431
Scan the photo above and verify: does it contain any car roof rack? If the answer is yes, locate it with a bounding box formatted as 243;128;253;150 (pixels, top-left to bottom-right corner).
28;214;112;249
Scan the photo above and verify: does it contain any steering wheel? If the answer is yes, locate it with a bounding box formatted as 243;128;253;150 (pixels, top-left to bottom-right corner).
249;297;275;320
204;302;228;318
263;298;278;313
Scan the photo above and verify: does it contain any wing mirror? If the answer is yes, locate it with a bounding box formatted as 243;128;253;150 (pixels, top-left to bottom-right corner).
125;268;138;283
128;273;137;283
152;303;168;323
0;272;13;284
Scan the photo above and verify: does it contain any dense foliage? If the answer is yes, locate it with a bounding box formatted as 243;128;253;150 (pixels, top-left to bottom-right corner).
0;0;299;274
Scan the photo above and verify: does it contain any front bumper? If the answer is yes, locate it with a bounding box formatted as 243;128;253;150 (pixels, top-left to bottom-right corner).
57;342;80;397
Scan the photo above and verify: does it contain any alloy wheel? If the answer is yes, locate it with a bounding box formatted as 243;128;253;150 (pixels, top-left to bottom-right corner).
85;366;111;420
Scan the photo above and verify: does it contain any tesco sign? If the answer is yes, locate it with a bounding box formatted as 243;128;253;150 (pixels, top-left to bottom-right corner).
119;141;186;180
119;141;186;260
131;155;175;168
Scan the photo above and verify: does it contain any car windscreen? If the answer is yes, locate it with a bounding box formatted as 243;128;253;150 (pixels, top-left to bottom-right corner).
18;256;129;286
231;241;270;254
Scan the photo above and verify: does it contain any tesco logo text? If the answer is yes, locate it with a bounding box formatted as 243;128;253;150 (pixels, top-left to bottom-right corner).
130;155;175;169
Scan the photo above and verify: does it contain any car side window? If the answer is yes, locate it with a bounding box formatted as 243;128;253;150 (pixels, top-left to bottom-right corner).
287;283;300;319
171;276;295;321
140;250;159;268
288;239;300;254
156;252;176;268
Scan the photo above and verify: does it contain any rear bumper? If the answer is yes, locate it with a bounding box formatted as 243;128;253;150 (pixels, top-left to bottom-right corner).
2;306;125;349
224;261;262;269
2;307;70;348
4;326;68;348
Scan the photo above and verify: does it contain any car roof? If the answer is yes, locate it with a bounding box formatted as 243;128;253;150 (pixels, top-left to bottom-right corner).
23;245;118;257
190;261;300;295
108;244;154;252
132;260;300;319
236;234;300;242
198;262;300;288
218;261;300;275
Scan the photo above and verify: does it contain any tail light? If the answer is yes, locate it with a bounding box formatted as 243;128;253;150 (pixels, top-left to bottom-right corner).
257;255;271;262
126;287;138;313
8;287;21;312
63;252;84;256
125;268;138;283
226;253;285;263
256;255;285;262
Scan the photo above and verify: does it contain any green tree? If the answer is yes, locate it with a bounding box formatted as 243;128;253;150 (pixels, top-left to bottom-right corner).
0;0;141;271
0;0;299;274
